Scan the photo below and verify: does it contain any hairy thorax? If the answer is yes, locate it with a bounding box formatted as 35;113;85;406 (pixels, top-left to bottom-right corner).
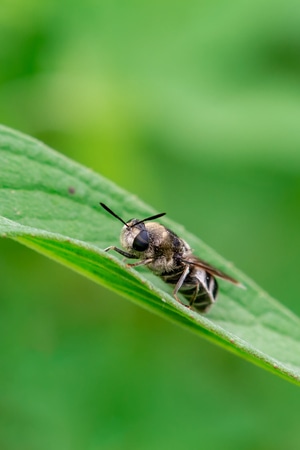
144;223;191;274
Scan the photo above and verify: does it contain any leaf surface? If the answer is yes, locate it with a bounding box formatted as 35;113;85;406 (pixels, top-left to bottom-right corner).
1;125;300;385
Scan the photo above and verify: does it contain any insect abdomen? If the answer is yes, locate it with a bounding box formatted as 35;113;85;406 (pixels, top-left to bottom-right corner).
182;277;218;313
161;267;218;313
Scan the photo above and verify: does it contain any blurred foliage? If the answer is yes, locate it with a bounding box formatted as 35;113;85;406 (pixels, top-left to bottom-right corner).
1;1;300;449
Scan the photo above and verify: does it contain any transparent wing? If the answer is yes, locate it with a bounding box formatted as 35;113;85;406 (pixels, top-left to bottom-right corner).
181;255;242;286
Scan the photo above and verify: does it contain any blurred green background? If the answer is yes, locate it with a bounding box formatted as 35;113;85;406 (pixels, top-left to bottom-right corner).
1;1;300;449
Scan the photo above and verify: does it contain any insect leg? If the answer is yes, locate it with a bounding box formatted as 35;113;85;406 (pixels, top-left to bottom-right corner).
189;282;200;308
104;246;137;259
173;264;190;305
127;258;153;267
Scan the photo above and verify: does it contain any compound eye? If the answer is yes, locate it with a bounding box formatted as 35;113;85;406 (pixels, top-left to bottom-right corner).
132;230;149;252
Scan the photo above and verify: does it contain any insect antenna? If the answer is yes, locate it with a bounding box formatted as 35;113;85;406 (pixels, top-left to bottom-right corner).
100;202;166;227
100;203;129;227
134;212;166;226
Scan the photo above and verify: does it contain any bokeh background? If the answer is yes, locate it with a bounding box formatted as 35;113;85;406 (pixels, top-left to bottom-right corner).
1;1;300;449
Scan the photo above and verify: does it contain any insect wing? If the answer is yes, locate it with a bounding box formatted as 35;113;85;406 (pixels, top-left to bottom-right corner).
182;256;240;285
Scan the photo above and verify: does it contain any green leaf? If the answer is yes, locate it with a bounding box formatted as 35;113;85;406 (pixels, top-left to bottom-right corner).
1;124;300;385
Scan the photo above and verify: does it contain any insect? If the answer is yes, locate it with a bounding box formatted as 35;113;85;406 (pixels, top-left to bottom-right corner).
100;202;240;313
